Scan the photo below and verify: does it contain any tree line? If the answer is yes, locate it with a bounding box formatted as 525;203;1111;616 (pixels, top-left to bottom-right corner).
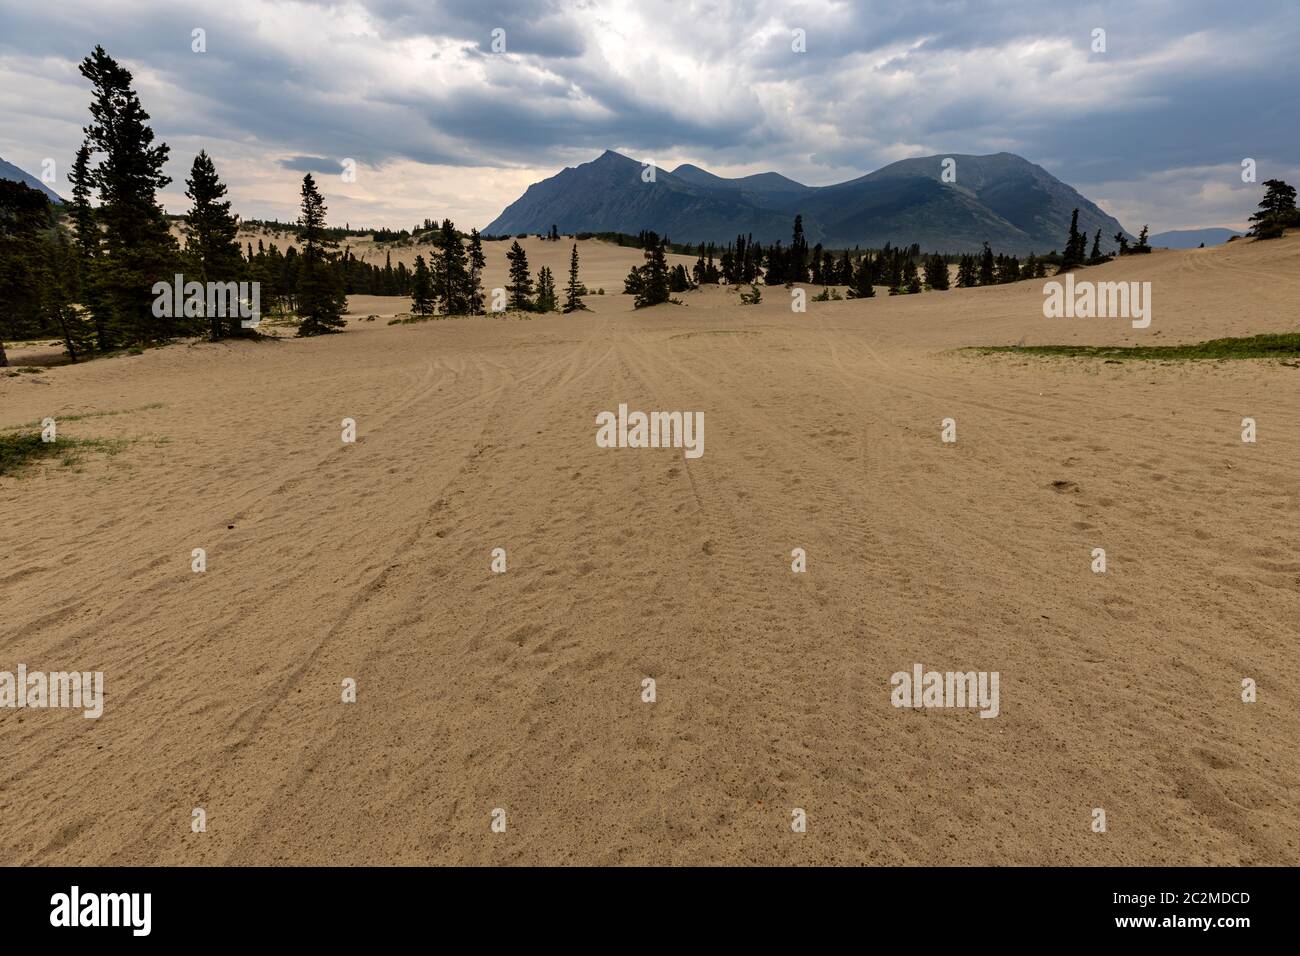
618;215;1059;308
615;190;1300;311
0;45;547;365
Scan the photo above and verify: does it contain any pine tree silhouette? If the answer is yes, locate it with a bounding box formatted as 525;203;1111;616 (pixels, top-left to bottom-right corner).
295;174;347;335
563;243;586;312
184;150;244;338
78;45;179;344
506;240;532;309
411;255;435;315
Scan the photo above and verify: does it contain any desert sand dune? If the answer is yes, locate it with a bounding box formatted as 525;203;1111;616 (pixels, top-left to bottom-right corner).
2;235;1298;865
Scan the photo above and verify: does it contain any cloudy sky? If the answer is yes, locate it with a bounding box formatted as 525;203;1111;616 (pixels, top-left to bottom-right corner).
1;0;1295;233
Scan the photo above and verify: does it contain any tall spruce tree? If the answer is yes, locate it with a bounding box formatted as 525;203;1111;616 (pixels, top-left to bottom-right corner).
410;255;435;315
764;241;786;285
978;243;995;285
67;142;108;351
434;218;471;314
847;252;875;298
467;229;486;313
0;181;53;366
535;266;558;312
506;240;532;309
955;254;976;287
78;45;178;344
923;254;950;290
183;150;244;338
789;215;809;282
41;231;93;362
563;243;586;312
634;237;671;308
295;173;347;335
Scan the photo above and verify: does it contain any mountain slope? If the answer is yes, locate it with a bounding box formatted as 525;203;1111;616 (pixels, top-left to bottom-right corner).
486;150;1130;254
0;156;64;204
486;150;794;243
818;152;1129;254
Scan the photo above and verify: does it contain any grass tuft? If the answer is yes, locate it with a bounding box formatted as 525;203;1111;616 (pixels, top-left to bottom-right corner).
0;432;125;476
974;332;1300;362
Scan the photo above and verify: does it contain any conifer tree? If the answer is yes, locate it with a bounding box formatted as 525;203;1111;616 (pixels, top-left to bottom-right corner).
623;263;645;298
434;218;471;314
838;250;854;285
1249;179;1299;238
41;231;93;362
563;243;586;312
535;265;558;312
669;263;692;293
295;173;348;335
67;142;108;352
410;255;435;315
764;241;786;285
923;254;949;290
183;150;244;338
892;257;921;294
1132;225;1151;254
847;252;875;298
955;254;976;288
467;229;486;314
693;245;708;285
506;240;532;309
0;181;52;366
1060;208;1086;270
978;243;995;285
77;45;179;344
789;215;809;282
634;237;671;307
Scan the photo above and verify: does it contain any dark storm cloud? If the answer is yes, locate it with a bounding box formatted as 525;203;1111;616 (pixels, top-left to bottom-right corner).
366;0;587;57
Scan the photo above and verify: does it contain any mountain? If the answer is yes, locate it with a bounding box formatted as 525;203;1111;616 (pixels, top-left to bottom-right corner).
1149;227;1242;248
486;150;795;247
485;150;1130;255
0;156;64;204
670;163;812;205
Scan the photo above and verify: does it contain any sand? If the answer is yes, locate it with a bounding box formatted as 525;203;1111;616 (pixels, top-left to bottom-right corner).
2;235;1298;865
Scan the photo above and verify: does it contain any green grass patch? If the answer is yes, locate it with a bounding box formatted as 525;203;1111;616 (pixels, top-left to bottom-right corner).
974;332;1300;362
0;403;165;433
0;432;128;477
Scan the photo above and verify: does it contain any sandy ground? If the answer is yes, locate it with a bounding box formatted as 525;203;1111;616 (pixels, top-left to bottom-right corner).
2;235;1298;866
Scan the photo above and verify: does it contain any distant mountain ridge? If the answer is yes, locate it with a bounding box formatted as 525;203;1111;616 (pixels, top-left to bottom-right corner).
486;150;1131;255
1149;228;1241;248
0;156;64;204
